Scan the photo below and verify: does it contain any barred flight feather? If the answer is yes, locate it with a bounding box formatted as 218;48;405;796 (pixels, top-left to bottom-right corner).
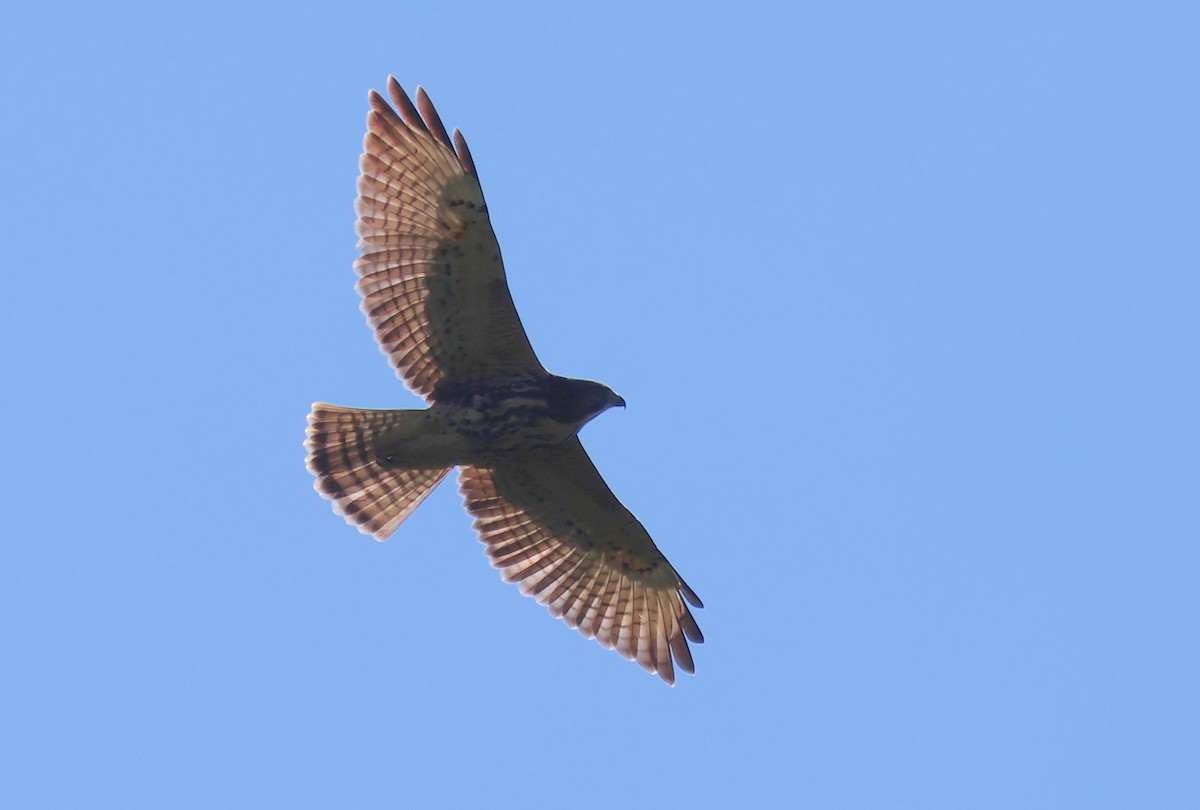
458;444;702;685
354;83;543;402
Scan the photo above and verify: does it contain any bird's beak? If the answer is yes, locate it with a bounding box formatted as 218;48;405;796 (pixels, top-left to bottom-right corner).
611;393;627;409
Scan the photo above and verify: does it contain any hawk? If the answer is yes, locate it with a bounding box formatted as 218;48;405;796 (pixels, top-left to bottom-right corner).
305;79;703;684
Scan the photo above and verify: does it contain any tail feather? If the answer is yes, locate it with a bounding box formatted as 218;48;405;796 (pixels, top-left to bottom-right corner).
305;403;450;540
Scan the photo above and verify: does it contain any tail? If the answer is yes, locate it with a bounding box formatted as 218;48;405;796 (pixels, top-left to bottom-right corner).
305;403;451;540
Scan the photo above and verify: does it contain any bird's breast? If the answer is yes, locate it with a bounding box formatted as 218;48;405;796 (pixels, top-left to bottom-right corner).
440;381;579;457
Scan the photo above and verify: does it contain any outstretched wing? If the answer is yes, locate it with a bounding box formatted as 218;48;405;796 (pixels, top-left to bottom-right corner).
355;78;544;401
459;439;703;684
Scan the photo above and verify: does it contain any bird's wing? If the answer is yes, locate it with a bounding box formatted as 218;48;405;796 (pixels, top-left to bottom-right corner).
355;78;544;401
458;438;703;684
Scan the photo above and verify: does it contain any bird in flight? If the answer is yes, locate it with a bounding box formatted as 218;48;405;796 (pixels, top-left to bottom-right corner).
305;78;702;684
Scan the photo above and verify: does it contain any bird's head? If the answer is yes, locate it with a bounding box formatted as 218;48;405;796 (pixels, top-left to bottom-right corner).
546;377;625;427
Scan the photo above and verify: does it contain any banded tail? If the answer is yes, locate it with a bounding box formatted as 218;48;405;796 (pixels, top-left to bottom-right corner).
305;404;450;539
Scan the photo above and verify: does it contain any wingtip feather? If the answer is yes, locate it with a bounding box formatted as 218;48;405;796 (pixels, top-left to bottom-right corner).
386;78;426;133
453;129;478;176
416;86;455;151
679;578;703;609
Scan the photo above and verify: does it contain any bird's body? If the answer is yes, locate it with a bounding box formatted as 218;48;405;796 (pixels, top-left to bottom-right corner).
427;374;624;459
312;375;622;473
306;79;702;684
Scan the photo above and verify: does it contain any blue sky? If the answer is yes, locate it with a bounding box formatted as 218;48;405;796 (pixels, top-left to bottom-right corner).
2;2;1197;807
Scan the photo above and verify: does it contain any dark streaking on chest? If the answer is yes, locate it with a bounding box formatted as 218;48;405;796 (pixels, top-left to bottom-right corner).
434;375;622;453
